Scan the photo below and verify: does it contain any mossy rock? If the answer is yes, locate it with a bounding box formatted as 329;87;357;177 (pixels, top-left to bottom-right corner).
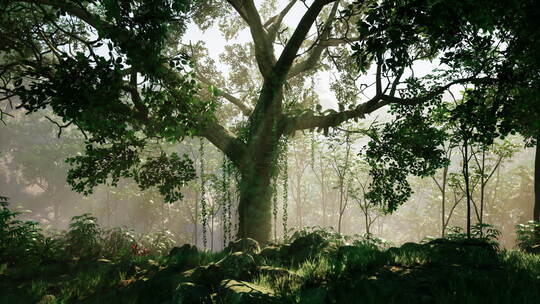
184;263;224;287
424;239;499;266
400;242;426;253
217;252;257;281
174;282;212;304
257;246;282;265
130;270;189;303
168;244;200;270
288;232;330;265
226;238;261;255
218;279;279;304
183;252;256;287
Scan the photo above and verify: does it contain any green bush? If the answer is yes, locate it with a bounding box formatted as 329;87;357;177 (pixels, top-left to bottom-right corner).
0;196;44;266
140;229;177;255
440;223;501;250
352;233;392;250
101;226;137;259
516;221;540;253
288;226;349;246
65;213;103;260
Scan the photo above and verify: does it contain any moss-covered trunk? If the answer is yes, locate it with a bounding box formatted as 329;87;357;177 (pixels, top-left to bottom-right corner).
236;80;283;244
237;157;275;244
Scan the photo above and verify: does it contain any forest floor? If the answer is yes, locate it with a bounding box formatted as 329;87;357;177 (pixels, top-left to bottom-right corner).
2;231;540;304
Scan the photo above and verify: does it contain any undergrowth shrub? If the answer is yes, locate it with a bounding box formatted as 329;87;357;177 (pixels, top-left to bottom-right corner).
288;226;348;245
422;223;502;251
515;221;540;253
65;213;103;260
352;233;392;250
1;195;184;266
444;223;501;243
287;226;390;249
102;226;137;259
140;229;177;255
0;196;44;266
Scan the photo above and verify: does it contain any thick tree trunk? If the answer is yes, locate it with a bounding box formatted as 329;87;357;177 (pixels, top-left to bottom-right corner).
534;134;540;222
235;76;284;244
237;157;274;244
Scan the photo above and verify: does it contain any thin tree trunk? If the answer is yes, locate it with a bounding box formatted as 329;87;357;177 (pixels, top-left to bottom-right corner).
194;192;198;246
463;138;472;238
442;168;447;238
337;132;351;234
211;211;214;252
364;204;370;235
534;133;540;222
479;147;486;237
322;185;327;227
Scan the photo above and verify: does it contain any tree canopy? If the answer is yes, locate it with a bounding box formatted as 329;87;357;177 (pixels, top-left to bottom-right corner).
1;0;538;243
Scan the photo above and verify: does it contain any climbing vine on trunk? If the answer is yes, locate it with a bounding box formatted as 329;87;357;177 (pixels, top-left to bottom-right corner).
272;175;278;241
199;139;207;248
279;137;289;241
221;155;233;248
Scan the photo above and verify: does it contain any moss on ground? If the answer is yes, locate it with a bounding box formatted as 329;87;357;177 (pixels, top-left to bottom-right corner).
2;233;540;304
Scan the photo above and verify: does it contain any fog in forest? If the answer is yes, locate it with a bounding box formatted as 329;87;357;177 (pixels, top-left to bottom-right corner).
1;107;535;250
0;0;537;253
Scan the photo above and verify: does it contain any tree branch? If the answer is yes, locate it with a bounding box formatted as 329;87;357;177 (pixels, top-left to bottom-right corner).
198;120;247;168
381;77;495;106
227;0;276;78
265;0;298;42
287;0;340;79
285;76;494;132
318;36;361;46
14;0;108;31
274;0;337;82
195;75;252;116
284;95;386;132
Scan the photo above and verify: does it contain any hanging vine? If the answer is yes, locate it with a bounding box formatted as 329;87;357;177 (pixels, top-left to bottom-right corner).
199;139;207;249
228;167;234;242
221;154;232;248
279;137;289;241
271;174;278;241
310;78;317;170
311;132;316;170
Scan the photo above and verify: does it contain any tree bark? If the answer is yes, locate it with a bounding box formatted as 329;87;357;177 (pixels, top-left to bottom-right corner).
237;155;275;244
234;71;284;243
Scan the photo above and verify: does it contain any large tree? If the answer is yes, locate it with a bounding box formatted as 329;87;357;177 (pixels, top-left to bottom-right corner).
0;0;494;243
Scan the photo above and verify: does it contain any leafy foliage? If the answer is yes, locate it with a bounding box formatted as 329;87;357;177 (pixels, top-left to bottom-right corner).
101;226;137;259
353;0;540;140
515;221;540;253
2;0;214;207
444;223;502;245
135;152;196;202
365;105;448;211
140;229;177;255
0;196;45;266
65;213;103;259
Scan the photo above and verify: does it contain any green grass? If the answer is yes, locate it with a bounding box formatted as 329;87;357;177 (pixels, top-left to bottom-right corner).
1;239;540;303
